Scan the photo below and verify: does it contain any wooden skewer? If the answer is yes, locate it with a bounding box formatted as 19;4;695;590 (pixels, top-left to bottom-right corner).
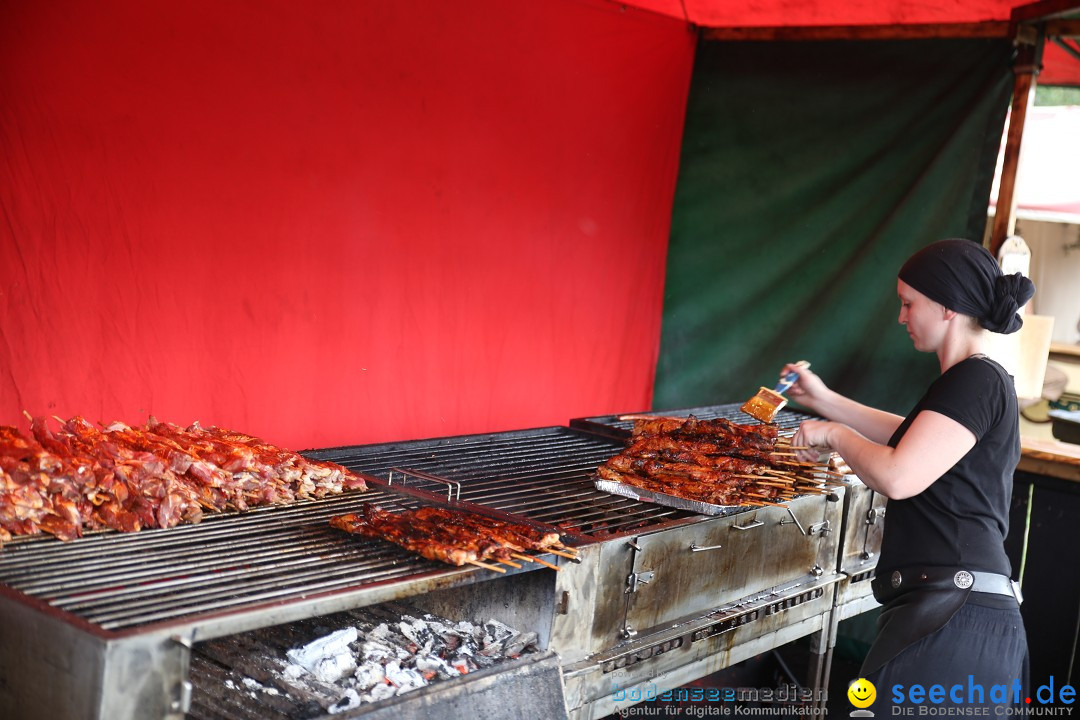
468;560;507;573
745;496;788;507
545;548;578;560
513;553;560;570
498;558;523;569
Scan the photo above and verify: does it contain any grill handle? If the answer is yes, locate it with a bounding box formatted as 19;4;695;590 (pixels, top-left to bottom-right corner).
731;519;764;531
690;543;723;552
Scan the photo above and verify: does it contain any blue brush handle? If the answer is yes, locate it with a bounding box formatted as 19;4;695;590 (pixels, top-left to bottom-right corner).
773;371;799;394
773;361;809;395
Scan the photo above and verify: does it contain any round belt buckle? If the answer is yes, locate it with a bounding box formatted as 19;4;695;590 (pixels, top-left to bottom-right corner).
891;570;902;589
954;571;974;589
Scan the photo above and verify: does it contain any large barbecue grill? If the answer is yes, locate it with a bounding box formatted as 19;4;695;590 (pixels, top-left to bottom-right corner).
0;406;879;720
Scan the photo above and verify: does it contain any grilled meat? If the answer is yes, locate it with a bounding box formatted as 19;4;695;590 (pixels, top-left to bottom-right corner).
330;504;567;567
599;414;808;507
0;416;368;545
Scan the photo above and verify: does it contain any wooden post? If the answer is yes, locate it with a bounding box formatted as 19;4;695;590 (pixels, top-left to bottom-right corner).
990;38;1043;257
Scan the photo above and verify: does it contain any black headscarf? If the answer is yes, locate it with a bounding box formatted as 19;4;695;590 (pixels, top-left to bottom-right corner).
897;238;1035;335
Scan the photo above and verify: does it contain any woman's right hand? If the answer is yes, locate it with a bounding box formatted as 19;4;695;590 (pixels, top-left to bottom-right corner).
782;361;829;410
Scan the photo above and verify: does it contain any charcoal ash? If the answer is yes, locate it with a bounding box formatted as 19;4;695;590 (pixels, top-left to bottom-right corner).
207;603;540;716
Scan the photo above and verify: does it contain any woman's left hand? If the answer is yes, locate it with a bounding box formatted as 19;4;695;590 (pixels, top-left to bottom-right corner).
792;420;834;463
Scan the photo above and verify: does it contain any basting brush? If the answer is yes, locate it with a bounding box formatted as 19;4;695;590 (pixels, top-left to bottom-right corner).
740;360;809;424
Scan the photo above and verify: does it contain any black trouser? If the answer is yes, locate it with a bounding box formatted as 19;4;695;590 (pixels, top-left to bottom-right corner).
865;597;1029;709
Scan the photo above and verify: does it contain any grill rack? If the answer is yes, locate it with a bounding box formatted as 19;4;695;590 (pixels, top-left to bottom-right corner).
0;482;553;637
307;426;700;538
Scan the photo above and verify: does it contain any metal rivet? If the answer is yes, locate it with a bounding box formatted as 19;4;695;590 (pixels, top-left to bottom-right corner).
954;571;974;589
891;570;902;588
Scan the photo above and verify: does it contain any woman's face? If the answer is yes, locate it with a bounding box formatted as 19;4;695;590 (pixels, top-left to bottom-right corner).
897;279;947;352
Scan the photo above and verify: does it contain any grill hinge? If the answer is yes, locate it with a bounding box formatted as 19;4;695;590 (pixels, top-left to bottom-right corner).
625;570;655;594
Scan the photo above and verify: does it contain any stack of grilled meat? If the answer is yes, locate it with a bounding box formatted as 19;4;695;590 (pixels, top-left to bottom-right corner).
0;415;367;544
596;416;835;507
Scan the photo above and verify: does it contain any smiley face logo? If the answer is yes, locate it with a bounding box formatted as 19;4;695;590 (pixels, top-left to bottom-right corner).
848;678;877;709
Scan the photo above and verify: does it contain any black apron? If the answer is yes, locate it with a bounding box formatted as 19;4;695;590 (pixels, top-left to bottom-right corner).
861;566;974;676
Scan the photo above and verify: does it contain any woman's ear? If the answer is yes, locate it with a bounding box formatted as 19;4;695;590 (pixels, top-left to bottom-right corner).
942;307;958;321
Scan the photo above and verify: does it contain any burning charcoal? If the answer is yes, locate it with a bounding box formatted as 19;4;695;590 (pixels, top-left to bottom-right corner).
483;619;516;643
312;653;357;684
353;662;386;691
502;631;538;658
398;617;437;655
286;628;358;673
470;650;498;668
327;688;362;715
384;660;427;693
363;683;398;703
359;640;397;663
367;623;392;640
414;654;460;680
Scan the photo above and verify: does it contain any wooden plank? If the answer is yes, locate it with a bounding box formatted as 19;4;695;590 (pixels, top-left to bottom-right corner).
702;22;1010;42
1045;18;1080;37
991;40;1042;257
1010;0;1080;25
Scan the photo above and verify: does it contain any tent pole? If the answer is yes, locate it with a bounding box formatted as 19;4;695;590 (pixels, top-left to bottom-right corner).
990;36;1043;257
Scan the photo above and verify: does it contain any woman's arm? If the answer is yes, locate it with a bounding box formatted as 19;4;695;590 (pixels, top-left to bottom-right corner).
782;363;904;444
792;411;976;499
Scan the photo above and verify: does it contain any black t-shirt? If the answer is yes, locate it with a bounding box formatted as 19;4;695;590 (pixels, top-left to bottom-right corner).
877;355;1018;577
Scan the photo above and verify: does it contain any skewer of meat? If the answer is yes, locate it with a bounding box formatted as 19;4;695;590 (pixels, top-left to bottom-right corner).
330;506;509;572
630;416;778;450
410;506;574;560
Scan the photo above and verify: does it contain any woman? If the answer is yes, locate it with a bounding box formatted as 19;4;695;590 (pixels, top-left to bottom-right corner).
785;238;1033;706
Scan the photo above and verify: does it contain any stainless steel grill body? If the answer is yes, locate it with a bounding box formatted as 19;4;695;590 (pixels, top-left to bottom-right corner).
833;479;886;619
0;483;568;720
0;414;871;720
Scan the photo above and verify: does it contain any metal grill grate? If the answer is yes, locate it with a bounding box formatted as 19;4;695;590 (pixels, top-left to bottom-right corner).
306;426;697;538
0;487;514;634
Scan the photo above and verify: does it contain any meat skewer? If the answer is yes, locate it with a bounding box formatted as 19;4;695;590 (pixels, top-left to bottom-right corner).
597;414;836;508
330;504;571;571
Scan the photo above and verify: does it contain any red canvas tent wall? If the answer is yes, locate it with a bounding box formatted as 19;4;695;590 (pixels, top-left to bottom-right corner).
2;0;1076;451
0;0;694;449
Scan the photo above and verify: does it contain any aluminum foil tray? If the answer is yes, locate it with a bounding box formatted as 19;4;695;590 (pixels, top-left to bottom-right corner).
593;476;751;517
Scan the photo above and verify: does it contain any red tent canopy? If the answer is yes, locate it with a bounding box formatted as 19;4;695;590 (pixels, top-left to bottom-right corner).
617;0;1080;86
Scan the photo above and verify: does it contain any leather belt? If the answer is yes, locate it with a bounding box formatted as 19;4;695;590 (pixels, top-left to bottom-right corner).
967;571;1024;603
874;567;1023;605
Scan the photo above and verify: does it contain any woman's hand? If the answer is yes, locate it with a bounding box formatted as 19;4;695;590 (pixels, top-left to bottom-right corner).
782;362;829;412
792;420;835;463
